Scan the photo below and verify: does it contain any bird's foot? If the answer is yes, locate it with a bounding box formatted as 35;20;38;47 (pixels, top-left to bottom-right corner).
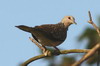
43;50;51;56
53;46;61;55
53;50;61;55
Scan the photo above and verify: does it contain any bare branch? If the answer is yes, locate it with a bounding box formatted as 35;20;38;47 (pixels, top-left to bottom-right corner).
88;11;100;66
29;37;45;51
72;11;100;66
72;44;100;66
88;11;93;21
88;11;100;37
21;49;90;66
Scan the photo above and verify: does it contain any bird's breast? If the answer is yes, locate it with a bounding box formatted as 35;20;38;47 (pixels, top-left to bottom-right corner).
31;29;67;46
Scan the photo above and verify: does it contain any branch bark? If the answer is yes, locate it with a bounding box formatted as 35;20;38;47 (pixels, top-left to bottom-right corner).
88;11;100;66
29;37;45;51
72;11;100;66
72;44;100;66
88;11;100;37
21;49;90;66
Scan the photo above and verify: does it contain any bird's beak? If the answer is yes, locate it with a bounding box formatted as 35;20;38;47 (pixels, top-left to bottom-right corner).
72;21;77;25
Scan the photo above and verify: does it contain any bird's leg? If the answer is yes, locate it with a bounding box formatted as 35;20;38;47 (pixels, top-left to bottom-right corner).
41;45;47;53
54;46;61;55
42;45;51;56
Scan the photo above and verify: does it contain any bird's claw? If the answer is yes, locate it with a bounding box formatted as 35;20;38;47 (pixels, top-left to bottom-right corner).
53;50;61;55
43;50;51;56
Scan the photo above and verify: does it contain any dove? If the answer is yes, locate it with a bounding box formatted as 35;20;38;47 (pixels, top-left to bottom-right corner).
16;16;76;53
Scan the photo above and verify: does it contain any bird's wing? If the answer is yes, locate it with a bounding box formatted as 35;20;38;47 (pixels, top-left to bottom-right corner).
33;23;67;41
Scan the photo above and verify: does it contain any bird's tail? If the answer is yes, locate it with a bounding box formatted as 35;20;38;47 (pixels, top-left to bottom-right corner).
15;25;33;32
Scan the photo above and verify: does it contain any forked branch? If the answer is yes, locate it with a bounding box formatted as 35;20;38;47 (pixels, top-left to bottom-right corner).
88;11;100;37
72;11;100;66
72;43;100;66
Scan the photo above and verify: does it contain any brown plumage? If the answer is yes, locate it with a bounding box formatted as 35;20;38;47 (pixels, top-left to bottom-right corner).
16;16;76;51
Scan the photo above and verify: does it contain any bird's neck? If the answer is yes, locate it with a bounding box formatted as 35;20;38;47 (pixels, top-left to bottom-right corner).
62;22;71;28
58;22;70;29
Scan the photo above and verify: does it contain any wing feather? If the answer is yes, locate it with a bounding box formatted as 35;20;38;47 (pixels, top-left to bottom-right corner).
33;23;67;41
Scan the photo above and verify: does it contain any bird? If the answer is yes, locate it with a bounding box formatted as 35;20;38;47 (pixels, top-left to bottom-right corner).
16;16;76;54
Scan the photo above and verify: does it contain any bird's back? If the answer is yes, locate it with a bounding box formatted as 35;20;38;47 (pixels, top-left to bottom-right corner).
31;23;68;46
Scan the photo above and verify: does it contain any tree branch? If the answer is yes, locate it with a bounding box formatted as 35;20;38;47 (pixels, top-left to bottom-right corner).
72;43;100;66
21;49;90;66
88;11;100;37
29;37;45;51
88;11;100;66
72;11;100;66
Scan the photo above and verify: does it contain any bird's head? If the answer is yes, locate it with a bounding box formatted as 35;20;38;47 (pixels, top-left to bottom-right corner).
61;16;76;27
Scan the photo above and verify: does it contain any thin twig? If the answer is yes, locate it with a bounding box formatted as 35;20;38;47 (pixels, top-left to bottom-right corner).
88;11;100;66
72;11;100;66
29;37;45;51
21;49;90;66
88;11;93;21
72;44;100;66
88;11;100;37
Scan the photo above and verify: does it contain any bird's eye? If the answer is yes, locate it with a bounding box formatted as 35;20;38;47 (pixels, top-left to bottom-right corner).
68;17;71;19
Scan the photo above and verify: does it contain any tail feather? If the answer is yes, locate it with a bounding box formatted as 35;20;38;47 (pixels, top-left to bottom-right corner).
15;25;33;32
